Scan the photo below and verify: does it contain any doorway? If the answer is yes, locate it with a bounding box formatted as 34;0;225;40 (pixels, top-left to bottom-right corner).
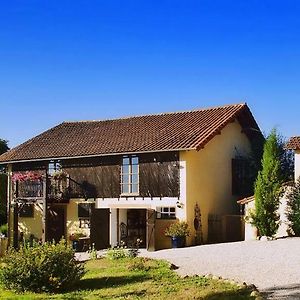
126;209;146;248
47;205;66;243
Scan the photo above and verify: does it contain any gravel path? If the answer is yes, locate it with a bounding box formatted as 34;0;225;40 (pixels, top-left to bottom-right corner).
140;238;300;299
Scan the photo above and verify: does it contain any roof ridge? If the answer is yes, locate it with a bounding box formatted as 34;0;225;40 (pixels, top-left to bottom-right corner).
63;102;247;124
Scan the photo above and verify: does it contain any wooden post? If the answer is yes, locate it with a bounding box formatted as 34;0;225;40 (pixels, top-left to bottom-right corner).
13;202;18;249
6;164;12;247
146;209;156;251
42;174;47;243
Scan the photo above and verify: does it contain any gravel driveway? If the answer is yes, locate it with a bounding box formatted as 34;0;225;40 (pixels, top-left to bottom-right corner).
140;238;300;299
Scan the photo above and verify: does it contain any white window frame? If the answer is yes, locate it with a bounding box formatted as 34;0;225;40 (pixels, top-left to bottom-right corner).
156;207;176;219
121;155;139;195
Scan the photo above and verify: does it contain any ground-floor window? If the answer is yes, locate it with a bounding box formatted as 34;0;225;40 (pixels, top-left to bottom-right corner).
156;207;176;219
78;203;92;228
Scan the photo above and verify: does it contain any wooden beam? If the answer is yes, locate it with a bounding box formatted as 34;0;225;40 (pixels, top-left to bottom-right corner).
42;175;47;243
6;164;12;247
13;203;18;249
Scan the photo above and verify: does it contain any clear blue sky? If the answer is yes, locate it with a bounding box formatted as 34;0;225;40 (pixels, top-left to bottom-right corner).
0;0;299;148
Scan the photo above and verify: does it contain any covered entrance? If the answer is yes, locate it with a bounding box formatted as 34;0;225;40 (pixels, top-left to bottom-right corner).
109;208;156;250
125;209;146;248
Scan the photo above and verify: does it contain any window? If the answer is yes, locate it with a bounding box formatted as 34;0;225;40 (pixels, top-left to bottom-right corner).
232;158;252;197
48;161;61;176
78;203;92;228
121;156;139;194
19;204;34;218
78;203;92;219
156;207;176;219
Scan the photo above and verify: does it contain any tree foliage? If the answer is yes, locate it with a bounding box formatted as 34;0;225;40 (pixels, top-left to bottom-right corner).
0;139;9;224
251;129;283;237
0;139;9;156
286;177;300;236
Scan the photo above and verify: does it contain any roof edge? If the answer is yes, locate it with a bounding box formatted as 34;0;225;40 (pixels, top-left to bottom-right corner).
0;147;195;165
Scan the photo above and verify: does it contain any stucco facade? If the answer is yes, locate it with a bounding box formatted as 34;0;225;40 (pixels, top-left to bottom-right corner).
295;150;300;180
181;120;251;244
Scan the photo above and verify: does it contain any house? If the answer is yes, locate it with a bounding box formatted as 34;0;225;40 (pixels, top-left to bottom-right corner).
286;137;300;180
238;136;300;240
0;103;262;250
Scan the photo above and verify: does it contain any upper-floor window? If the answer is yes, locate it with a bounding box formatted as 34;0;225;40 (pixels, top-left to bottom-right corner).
48;161;61;176
121;156;139;194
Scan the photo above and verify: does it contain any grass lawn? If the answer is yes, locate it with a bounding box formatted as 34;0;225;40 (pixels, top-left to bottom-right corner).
0;257;254;299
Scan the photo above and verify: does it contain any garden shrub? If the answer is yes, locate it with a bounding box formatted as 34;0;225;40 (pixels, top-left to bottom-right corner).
0;239;85;293
106;247;127;260
251;129;283;237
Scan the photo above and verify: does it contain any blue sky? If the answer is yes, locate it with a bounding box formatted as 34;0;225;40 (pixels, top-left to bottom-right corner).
0;0;300;148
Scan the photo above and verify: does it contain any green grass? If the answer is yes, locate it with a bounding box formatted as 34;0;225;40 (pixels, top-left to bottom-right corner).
0;257;254;299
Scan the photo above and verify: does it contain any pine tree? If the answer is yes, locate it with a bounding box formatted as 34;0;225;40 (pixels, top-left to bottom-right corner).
252;129;282;237
286;177;300;236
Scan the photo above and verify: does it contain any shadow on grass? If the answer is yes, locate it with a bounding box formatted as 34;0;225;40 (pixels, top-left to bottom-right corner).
204;288;253;300
75;273;149;291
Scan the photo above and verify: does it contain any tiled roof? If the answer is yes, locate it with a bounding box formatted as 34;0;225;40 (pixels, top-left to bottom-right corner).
0;103;261;163
286;137;300;150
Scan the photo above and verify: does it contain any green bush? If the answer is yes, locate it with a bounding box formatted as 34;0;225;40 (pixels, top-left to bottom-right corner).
286;177;300;236
106;247;127;260
165;221;190;237
0;240;85;293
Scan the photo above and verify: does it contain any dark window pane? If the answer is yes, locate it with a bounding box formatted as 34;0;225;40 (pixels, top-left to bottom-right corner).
78;203;91;218
19;204;34;218
170;207;176;212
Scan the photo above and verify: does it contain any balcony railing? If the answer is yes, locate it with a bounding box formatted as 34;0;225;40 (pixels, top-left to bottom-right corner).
15;175;87;203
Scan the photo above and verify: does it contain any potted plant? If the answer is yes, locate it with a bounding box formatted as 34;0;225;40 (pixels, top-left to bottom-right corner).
69;230;86;252
165;221;190;248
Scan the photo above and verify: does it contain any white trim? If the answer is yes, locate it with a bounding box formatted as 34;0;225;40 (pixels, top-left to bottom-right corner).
96;197;178;209
177;158;187;221
109;208;118;247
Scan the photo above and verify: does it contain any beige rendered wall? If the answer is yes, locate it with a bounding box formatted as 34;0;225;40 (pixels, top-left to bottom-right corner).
17;200;90;242
18;204;43;240
295;151;300;181
181;120;251;245
66;199;91;239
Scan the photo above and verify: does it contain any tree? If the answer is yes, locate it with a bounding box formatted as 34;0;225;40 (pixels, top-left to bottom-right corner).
0;139;9;156
286;177;300;236
0;139;9;225
251;129;283;237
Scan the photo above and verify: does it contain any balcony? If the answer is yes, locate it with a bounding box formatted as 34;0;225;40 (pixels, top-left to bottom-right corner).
14;173;87;204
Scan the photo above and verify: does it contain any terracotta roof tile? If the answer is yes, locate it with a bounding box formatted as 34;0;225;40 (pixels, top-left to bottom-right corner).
286;137;300;150
0;103;261;163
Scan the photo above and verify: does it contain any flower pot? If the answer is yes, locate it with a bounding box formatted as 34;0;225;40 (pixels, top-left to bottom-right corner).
171;236;186;248
72;240;80;252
